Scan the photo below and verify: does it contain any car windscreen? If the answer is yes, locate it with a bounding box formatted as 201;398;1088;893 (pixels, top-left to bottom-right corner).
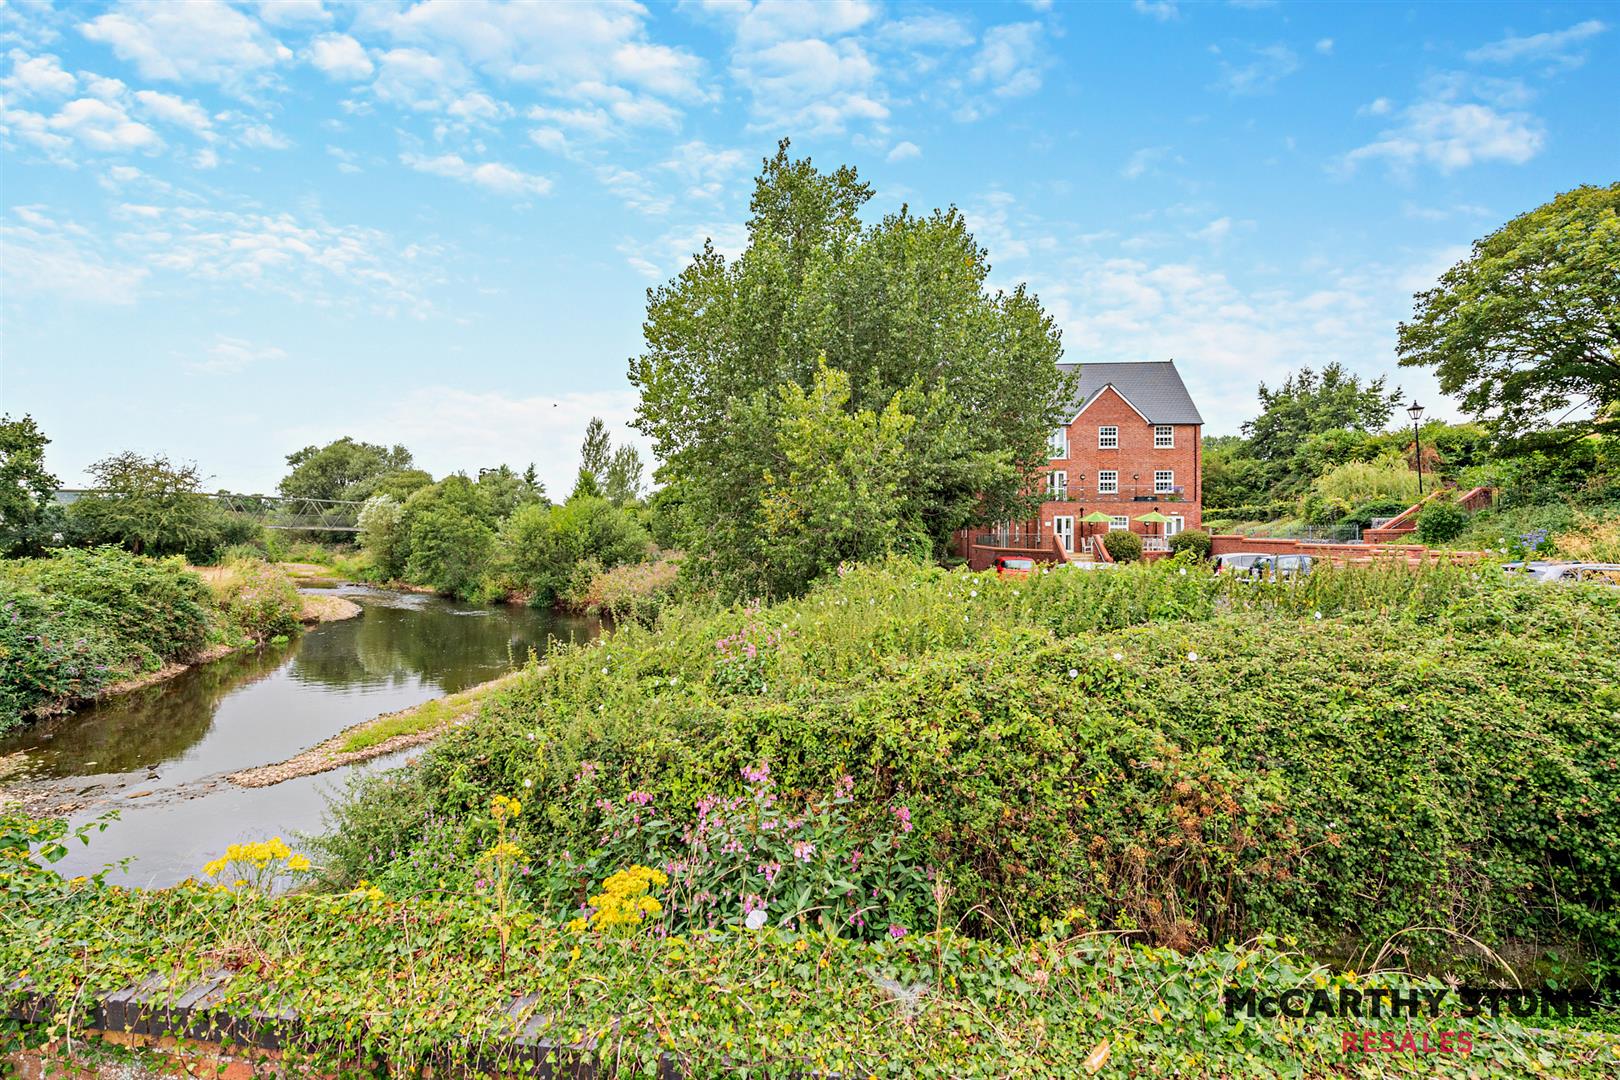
1002;559;1034;570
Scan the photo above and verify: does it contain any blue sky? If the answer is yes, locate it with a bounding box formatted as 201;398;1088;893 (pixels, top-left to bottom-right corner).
1;0;1615;496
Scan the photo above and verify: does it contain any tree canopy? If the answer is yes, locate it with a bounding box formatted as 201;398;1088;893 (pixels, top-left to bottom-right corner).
1398;183;1619;447
629;140;1070;596
279;437;416;502
0;414;59;556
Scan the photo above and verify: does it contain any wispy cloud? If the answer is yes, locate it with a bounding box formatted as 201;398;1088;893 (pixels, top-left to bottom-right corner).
400;152;552;198
1213;43;1300;96
1467;19;1607;70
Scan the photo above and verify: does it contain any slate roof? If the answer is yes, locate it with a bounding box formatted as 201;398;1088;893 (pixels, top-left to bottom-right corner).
1057;360;1204;425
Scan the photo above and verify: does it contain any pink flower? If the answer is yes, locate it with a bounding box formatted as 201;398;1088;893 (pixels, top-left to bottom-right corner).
741;762;771;786
792;840;816;862
758;861;782;884
629;790;654;806
834;774;854;798
743;893;765;914
892;806;913;833
889;924;908;940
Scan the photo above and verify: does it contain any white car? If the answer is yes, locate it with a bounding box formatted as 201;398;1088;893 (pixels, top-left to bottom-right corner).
1503;562;1620;587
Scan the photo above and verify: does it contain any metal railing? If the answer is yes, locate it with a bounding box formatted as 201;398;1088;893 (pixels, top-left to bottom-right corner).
1043;484;1189;503
54;490;366;532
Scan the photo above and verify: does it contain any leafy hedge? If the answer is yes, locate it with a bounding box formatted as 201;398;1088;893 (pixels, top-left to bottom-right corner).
4;848;1617;1078
0;548;215;726
321;559;1620;983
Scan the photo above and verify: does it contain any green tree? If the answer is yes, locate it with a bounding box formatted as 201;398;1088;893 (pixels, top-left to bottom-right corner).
579;418;612;486
630;140;1070;595
393;474;497;598
67;452;214;556
279;437;416;502
357;494;406;579
752;365;922;594
1398;183;1619;447
500;496;649;606
1242;364;1402;488
603;445;644;506
0;414;60;557
1200;435;1269;510
476;464;545;520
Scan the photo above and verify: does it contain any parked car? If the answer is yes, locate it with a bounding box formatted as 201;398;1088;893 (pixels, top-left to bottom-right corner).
993;556;1035;577
1503;561;1620;587
1214;553;1267;575
1257;554;1315;580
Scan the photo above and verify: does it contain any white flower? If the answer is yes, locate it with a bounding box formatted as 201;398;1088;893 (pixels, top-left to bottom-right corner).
1111;651;1124;662
745;909;768;931
1068;668;1079;679
523;778;533;788
601;667;608;675
970;590;978;598
1313;611;1323;620
671;677;679;685
1187;651;1199;662
1178;568;1187;576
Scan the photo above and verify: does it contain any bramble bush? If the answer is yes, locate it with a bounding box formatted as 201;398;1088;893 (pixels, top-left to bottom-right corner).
1417;498;1470;543
1166;528;1210;559
210;558;303;643
321;558;1620;984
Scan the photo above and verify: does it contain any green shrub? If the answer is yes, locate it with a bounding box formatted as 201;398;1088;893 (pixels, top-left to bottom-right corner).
213;558;303;643
0;585;121;727
1417;498;1470;543
20;547;212;667
406;507;497;601
1166;528;1210;559
1099;529;1142;562
500;496;650;606
1340;495;1413;530
323;560;1620;979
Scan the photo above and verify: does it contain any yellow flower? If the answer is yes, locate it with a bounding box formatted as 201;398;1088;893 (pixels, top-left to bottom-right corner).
286;853;312;872
490;794;522;822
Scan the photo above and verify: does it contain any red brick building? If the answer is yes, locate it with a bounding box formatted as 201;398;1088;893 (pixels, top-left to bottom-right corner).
1042;360;1203;554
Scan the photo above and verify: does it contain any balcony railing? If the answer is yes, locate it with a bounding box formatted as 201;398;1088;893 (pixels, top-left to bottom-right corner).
1043;484;1188;503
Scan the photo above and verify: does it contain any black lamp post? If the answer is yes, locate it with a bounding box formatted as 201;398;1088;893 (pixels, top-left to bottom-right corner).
1406;400;1426;495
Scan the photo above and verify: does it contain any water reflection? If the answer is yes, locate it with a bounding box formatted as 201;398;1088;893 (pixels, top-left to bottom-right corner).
0;587;597;883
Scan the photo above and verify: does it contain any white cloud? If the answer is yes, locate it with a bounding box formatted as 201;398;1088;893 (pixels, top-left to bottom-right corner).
885;13;972;49
1359;96;1393;116
1343;97;1544;174
79;0;291;89
734;36;887;135
1467;19;1607;70
238;122;290;149
371;46;466;110
133;88;213;136
255;1;329;28
106;201;441;312
621;220;749;280
1132;1;1179;22
1315;38;1334;55
1121;145;1178;179
307;32;372;81
0;206;149;304
49;95;163;152
970;22;1045;99
1193;216;1232;243
1214;43;1299;96
401;152;552;198
886;139;920;162
3;49;76;96
189;334;287;374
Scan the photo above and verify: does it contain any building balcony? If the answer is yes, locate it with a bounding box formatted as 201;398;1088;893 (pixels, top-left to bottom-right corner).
1043;484;1190;504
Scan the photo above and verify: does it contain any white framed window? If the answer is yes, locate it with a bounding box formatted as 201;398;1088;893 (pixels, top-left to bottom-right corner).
1109;515;1130;532
1166;515;1185;537
1098;470;1119;494
1154;425;1174;448
1098;425;1119;449
1047;470;1068;498
1050;427;1069;459
1052;515;1074;552
1154;470;1174;494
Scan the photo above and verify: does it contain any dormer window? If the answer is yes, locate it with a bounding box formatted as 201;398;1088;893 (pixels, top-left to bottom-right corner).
1098;425;1118;449
1154;425;1174;448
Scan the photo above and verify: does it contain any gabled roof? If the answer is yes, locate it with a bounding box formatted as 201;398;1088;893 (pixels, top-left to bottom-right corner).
1057;360;1204;425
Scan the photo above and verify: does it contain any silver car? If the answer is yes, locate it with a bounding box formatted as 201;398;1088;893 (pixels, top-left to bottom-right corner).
1503;562;1620;587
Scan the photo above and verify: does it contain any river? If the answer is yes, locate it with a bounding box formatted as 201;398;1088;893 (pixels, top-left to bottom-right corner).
0;585;597;886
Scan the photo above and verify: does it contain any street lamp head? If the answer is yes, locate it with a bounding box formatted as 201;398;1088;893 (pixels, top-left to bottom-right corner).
1406;400;1425;423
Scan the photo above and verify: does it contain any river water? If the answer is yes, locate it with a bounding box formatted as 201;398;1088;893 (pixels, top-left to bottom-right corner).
0;585;597;886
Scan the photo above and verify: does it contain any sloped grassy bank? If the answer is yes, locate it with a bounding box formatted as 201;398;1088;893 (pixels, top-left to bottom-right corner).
317;559;1620;985
4;865;1619;1079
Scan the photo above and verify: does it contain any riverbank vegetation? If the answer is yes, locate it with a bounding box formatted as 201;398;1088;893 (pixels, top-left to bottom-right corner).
0;548;307;729
311;559;1620;993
